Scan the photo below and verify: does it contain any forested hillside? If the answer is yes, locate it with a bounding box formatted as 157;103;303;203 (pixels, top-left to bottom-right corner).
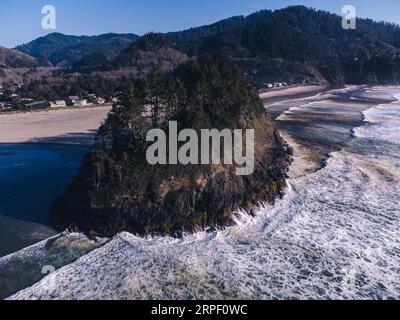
9;6;400;87
16;33;139;67
106;6;400;86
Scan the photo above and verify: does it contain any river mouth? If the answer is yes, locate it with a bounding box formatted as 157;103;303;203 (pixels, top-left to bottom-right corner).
0;144;90;257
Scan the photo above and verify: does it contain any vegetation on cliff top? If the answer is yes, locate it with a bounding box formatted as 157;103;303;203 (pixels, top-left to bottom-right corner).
51;55;292;236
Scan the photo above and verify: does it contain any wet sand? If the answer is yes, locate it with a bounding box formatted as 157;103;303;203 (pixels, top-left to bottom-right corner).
263;85;396;177
260;85;331;105
0;86;326;146
0;106;112;145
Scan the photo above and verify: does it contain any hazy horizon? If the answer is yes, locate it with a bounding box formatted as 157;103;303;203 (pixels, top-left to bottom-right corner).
1;0;400;48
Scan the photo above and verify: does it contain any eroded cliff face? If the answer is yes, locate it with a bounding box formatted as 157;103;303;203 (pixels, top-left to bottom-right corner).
51;56;292;237
51;113;291;236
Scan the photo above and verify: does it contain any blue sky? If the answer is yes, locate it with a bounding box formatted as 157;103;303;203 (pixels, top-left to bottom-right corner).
1;0;400;48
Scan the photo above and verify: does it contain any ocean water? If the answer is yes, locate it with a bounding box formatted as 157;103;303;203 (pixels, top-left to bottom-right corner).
10;87;400;300
0;144;90;257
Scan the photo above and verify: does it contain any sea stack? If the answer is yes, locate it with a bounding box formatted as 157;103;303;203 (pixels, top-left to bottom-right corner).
51;55;292;236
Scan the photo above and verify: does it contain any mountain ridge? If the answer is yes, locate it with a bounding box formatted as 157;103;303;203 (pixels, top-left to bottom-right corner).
15;32;140;67
104;6;400;85
8;5;400;86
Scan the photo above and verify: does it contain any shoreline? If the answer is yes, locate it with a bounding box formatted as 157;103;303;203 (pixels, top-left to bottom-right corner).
265;85;393;178
0;141;95;147
0;143;92;259
0;106;112;145
0;85;328;146
2;85;399;300
260;84;332;105
0;103;112;116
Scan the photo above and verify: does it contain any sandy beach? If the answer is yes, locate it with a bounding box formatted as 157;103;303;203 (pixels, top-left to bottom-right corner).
0;86;328;146
260;84;330;104
263;85;395;177
0;106;112;145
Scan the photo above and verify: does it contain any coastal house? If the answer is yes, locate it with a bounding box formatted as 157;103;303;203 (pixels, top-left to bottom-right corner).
74;99;89;107
96;97;105;104
264;83;274;89
68;96;80;104
0;102;13;110
263;81;289;90
24;101;49;110
50;100;66;108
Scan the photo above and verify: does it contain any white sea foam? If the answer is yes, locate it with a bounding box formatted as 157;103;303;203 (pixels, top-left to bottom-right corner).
355;105;400;146
9;89;400;300
358;90;396;101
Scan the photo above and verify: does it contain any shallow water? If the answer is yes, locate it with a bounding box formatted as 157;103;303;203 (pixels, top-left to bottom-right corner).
0;144;89;257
